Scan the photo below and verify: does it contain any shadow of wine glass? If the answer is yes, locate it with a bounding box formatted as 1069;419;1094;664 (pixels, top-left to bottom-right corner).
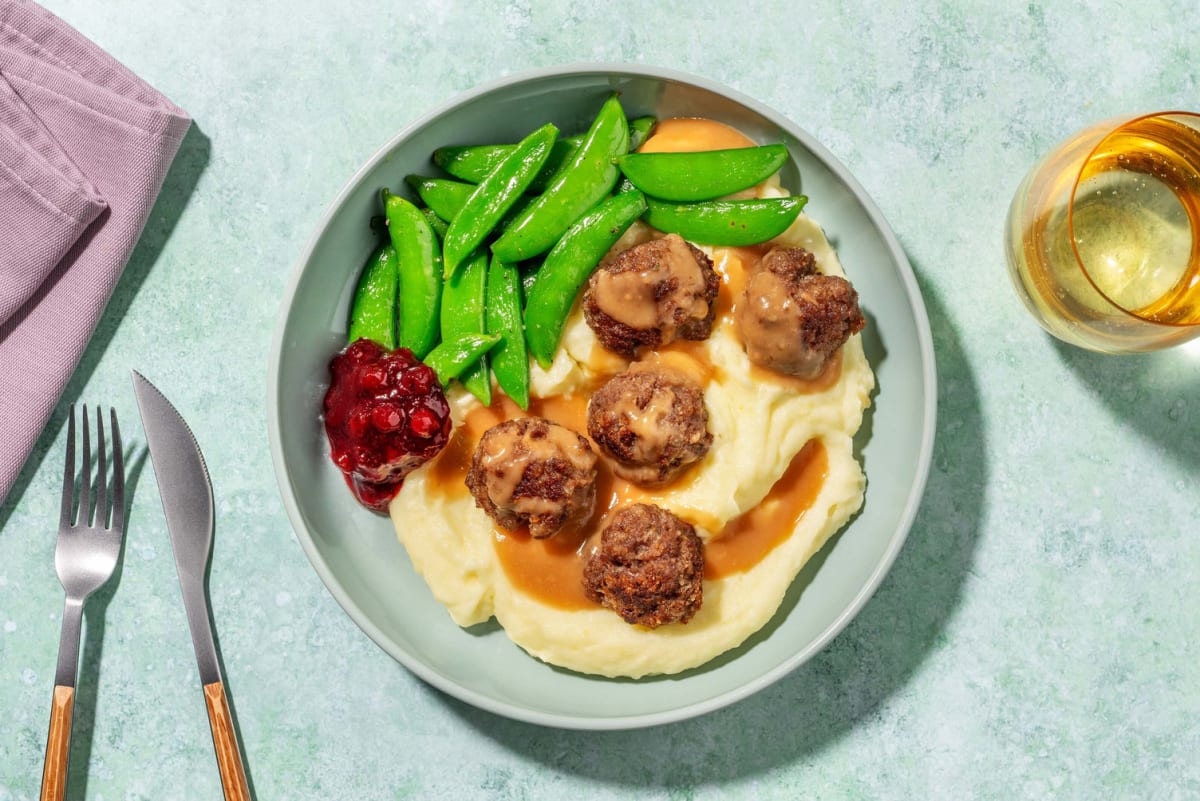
1050;337;1200;472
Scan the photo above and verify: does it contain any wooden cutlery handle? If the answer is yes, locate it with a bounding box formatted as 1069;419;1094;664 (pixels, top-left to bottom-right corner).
40;685;74;801
203;681;250;801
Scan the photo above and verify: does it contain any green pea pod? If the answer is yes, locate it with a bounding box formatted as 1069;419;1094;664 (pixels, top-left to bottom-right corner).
614;176;638;195
528;140;577;193
440;249;491;404
347;244;399;349
422;208;448;240
442;123;558;277
423;334;501;387
520;262;540;299
433;116;653;184
434;137;580;191
643;195;807;246
406;175;531;235
491;94;630;263
404;176;475;221
525;190;647;367
627;115;657;152
383;189;443;358
433;143;512;183
486;254;529;409
617;144;789;201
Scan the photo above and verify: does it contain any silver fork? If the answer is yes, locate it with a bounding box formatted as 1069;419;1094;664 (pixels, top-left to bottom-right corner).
40;405;125;801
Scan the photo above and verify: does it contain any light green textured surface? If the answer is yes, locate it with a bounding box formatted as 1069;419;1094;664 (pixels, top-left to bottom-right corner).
1;1;1198;798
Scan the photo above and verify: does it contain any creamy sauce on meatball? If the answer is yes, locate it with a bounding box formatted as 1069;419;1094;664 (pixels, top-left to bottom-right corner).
735;247;865;379
607;386;678;462
474;421;593;517
587;364;712;485
465;417;597;539
589;234;712;336
583;234;720;356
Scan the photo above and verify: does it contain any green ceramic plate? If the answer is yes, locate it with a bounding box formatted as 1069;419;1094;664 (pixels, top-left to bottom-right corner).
267;65;936;730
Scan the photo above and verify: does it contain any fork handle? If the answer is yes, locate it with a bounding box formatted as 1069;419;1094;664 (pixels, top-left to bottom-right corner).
204;681;250;801
40;685;75;801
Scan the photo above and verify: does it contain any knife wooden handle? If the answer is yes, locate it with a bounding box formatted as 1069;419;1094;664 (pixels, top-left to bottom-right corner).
40;685;74;801
203;681;250;801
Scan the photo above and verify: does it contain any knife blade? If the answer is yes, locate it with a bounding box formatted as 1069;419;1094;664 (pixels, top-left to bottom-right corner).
132;370;250;801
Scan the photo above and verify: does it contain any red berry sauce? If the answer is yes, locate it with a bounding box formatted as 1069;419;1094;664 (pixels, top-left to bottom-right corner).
322;339;452;511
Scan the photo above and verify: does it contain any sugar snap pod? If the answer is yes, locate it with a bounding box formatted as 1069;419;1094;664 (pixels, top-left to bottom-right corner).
423;333;501;386
616;144;788;201
441;122;558;277
421;207;448;239
486;254;530;409
434;137;579;191
627;115;657;152
433;116;654;189
491;93;630;263
347;244;399;349
643;195;807;246
404;176;475;222
433;143;521;183
383;189;443;359
439;249;491;404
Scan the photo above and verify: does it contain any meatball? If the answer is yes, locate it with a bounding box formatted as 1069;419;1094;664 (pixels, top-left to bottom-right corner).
583;503;704;628
734;247;865;378
583;234;720;357
465;417;597;538
587;367;712;486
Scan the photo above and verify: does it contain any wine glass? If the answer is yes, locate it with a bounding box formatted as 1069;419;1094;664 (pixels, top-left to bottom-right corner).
1005;111;1200;353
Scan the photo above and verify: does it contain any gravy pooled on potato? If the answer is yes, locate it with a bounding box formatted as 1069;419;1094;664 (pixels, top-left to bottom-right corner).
583;233;720;357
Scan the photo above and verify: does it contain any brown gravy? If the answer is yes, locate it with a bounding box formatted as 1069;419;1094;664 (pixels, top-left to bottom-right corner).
703;440;827;580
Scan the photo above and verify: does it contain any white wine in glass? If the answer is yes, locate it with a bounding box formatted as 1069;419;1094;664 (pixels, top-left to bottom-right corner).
1005;112;1200;353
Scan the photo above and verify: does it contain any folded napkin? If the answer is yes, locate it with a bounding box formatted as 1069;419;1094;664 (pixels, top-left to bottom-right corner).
0;0;189;503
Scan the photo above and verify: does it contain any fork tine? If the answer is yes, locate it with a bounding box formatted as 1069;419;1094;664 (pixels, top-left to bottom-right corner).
80;404;92;527
109;408;125;534
59;405;76;527
94;406;108;530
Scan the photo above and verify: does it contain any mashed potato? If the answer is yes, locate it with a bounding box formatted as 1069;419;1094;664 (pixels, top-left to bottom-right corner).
388;202;875;678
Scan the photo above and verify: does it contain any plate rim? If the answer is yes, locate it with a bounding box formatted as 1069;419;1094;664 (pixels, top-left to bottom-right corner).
266;62;938;730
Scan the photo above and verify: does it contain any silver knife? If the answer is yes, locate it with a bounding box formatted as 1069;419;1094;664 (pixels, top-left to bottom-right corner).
132;371;250;801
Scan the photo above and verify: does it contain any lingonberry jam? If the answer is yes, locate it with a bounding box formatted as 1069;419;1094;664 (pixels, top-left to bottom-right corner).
323;338;452;511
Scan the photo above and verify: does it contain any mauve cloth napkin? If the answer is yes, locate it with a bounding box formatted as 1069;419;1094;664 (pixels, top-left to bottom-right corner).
0;0;189;503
